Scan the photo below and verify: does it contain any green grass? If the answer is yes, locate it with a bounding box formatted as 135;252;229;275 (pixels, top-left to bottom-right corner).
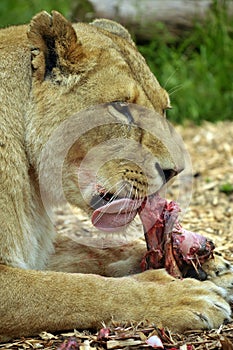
138;1;233;124
219;183;233;195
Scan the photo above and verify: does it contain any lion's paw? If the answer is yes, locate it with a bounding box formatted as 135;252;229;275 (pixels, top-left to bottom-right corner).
203;254;233;303
133;269;232;332
170;279;232;331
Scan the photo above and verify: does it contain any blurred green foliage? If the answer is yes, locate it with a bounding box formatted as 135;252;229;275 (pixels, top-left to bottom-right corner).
138;1;233;124
0;0;72;27
0;0;232;124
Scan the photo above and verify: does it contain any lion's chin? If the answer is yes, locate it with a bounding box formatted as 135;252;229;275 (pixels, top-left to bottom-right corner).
91;198;143;232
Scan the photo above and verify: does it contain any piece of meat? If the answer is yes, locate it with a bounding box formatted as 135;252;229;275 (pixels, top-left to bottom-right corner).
138;195;215;280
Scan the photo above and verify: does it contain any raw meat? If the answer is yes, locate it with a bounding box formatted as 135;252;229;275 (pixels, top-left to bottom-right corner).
138;195;214;279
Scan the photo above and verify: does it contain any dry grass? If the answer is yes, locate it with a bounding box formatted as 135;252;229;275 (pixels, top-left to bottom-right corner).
1;323;233;349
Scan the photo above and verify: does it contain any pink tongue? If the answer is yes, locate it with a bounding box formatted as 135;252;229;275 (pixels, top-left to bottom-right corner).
91;198;142;232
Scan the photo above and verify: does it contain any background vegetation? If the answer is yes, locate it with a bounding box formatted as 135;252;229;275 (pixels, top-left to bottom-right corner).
0;0;232;124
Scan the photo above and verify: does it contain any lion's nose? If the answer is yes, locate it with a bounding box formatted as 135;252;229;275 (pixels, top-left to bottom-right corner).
163;169;178;182
155;162;181;183
155;162;179;183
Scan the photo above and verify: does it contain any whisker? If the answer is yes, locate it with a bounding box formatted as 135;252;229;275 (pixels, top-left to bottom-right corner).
97;174;122;193
93;175;146;230
164;68;179;89
168;84;184;96
93;176;124;207
92;183;127;225
116;180;137;225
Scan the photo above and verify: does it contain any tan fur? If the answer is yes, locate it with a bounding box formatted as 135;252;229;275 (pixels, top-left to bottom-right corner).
0;11;232;342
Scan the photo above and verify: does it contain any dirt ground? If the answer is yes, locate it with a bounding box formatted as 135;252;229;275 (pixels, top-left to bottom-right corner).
1;121;233;349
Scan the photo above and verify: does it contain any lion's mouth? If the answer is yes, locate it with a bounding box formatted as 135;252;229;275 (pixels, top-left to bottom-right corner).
91;190;143;232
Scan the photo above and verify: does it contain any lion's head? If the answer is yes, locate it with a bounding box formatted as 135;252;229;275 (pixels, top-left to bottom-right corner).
26;11;185;232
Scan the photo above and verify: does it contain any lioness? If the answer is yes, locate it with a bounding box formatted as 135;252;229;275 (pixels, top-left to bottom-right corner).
0;11;232;341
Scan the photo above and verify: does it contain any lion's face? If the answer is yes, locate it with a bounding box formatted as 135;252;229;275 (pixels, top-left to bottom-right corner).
26;11;185;232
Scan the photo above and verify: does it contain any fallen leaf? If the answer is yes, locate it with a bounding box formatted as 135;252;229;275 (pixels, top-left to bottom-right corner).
39;331;58;340
106;338;142;349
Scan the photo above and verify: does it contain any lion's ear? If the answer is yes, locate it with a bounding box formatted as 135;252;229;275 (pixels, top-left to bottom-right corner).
91;19;135;46
27;11;82;81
